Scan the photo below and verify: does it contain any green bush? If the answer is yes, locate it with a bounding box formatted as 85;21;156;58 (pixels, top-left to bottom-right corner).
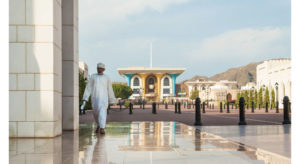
254;90;258;108
236;92;241;106
264;87;270;107
124;101;130;108
271;89;275;108
258;88;263;107
79;71;92;110
112;84;133;99
190;89;199;100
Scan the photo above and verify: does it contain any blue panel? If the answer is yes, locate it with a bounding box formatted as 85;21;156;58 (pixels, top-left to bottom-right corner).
124;74;134;86
169;73;179;96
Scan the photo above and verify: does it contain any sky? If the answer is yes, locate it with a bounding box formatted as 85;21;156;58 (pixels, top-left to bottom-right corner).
78;0;291;82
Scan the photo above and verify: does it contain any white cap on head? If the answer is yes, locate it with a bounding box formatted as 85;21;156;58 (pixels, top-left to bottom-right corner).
97;63;105;68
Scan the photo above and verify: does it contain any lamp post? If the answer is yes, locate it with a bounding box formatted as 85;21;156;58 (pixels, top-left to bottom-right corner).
139;87;143;108
275;82;279;113
251;86;255;112
206;86;210;108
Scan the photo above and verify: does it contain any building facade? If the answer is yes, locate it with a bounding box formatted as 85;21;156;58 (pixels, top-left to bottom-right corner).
241;82;256;91
185;77;239;105
118;67;186;101
256;58;291;108
176;81;189;98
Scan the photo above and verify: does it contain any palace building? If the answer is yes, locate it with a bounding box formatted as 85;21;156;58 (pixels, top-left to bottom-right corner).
184;76;239;105
118;67;186;101
256;58;291;108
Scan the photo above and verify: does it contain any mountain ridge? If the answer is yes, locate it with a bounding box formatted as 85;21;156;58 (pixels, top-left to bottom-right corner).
182;61;264;88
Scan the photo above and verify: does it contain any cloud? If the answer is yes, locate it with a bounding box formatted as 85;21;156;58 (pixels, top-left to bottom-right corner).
80;0;189;23
188;27;291;61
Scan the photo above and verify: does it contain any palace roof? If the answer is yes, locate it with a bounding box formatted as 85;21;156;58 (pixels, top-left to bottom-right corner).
118;67;186;75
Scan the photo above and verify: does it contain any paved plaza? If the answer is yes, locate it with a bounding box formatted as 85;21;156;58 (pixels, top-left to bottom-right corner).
80;105;287;126
10;122;290;164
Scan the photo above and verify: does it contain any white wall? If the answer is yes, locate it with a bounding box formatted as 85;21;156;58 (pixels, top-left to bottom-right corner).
62;0;79;131
9;0;63;137
130;75;142;97
160;75;172;98
256;59;291;108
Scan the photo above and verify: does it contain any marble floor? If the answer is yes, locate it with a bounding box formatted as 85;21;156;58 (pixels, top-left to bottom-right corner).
196;125;291;157
9;122;290;164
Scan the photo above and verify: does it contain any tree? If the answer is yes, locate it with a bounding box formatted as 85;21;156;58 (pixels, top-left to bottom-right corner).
244;90;249;107
112;84;133;99
258;88;263;108
190;89;199;100
271;89;275;108
254;90;258;108
79;71;92;109
236;92;241;106
264;87;270;107
79;71;85;105
249;89;253;106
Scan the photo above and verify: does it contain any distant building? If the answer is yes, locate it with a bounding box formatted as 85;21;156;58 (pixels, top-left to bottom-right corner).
256;58;291;108
184;77;239;105
176;81;189;98
79;61;89;79
118;66;186;101
241;82;256;91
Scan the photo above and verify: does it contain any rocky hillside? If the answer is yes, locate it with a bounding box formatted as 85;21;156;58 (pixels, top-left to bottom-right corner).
182;61;263;88
208;61;263;87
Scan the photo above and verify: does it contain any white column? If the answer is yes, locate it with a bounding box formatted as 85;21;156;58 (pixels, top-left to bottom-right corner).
9;0;62;137
62;0;79;130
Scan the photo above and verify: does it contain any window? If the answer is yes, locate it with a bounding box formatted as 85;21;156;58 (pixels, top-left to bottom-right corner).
163;78;169;86
133;88;140;94
133;77;139;86
149;78;154;84
163;89;170;94
148;77;155;93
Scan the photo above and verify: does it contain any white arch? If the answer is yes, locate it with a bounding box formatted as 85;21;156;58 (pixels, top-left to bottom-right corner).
130;75;142;96
285;81;291;100
161;75;172;98
130;75;142;87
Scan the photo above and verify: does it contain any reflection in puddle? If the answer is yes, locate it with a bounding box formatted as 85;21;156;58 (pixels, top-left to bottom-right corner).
10;122;290;164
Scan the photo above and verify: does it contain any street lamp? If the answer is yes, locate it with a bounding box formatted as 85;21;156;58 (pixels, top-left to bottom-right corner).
251;86;255;109
275;82;279;113
206;86;210;107
139;87;144;104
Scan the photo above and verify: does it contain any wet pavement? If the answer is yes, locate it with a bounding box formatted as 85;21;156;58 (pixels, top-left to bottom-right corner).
196;125;291;157
80;106;286;126
10;122;290;164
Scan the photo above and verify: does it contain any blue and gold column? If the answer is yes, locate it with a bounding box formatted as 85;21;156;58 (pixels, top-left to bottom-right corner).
124;74;133;86
155;73;163;101
140;73;148;98
170;73;179;96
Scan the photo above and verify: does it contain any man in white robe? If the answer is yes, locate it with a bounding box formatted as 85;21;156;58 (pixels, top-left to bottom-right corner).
82;63;116;134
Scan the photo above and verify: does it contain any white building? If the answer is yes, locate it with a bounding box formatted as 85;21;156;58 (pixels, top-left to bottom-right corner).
256;58;291;108
185;77;239;104
79;61;89;79
241;82;256;91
